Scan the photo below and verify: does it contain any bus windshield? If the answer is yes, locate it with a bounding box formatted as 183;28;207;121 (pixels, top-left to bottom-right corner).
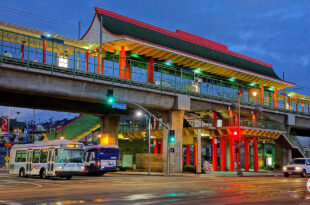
55;149;84;163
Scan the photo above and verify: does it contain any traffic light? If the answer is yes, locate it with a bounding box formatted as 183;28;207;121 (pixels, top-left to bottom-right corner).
106;89;114;104
169;130;175;143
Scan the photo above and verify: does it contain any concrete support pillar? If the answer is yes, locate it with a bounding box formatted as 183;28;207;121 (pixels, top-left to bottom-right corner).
273;89;278;108
119;46;127;79
85;51;89;72
220;137;226;171
162;110;184;173
212;136;217;171
154;138;158;154
244;138;249;172
43;40;47;64
99;116;120;145
287;149;292;163
253;138;259;172
186;145;190;165
147;57;154;84
195;129;201;173
229;136;235;172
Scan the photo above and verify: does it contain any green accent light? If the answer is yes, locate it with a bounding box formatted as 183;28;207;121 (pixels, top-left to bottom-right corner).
249;82;256;86
130;53;140;58
268;87;275;91
228;77;236;82
194;68;201;73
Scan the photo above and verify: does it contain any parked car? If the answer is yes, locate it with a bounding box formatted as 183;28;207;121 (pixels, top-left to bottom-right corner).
283;158;310;177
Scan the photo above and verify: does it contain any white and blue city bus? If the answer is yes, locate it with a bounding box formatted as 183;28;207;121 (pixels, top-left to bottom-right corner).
9;140;85;179
84;145;119;175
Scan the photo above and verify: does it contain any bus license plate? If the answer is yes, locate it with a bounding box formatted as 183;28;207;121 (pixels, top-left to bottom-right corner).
101;160;116;167
289;171;292;175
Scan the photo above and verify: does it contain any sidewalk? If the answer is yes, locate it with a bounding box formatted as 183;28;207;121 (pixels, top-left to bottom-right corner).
0;168;8;172
112;170;284;177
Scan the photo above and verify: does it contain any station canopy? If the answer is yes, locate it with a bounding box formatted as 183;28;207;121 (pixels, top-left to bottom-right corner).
81;7;295;90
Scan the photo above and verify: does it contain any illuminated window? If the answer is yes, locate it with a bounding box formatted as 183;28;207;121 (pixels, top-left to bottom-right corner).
267;156;272;166
58;56;68;68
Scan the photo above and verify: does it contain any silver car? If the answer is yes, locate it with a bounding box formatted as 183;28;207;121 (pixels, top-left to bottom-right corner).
283;158;310;177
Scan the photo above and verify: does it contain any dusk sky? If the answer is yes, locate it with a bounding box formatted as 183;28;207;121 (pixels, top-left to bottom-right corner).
0;0;309;121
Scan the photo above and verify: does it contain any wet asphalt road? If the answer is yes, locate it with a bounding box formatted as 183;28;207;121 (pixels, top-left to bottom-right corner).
0;172;309;205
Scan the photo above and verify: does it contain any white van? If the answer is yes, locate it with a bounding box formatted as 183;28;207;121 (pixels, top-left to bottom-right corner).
283;158;310;177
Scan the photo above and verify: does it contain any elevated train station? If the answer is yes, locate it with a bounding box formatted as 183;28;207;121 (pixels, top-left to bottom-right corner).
1;7;310;173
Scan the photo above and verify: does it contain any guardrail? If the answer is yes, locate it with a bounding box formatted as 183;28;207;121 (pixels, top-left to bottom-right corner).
1;28;310;117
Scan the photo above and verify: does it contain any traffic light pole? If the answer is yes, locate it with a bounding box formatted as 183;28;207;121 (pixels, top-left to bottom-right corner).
115;96;171;175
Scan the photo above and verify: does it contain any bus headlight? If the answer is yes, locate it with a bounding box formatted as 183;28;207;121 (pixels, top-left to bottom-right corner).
57;166;63;170
296;167;302;171
80;166;85;171
283;167;287;171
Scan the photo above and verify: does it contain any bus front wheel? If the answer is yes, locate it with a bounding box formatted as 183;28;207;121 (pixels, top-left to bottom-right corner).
66;176;72;180
19;168;25;178
40;169;49;179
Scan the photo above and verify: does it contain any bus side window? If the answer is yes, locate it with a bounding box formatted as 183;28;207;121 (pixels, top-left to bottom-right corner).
32;150;40;163
21;150;27;162
27;150;32;162
40;150;48;163
91;152;95;162
85;152;90;162
15;150;21;162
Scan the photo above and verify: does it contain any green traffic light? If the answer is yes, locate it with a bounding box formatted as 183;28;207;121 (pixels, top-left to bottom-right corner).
170;136;175;143
107;97;114;104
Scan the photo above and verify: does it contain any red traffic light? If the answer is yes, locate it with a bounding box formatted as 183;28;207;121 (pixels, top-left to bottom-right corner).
5;143;12;148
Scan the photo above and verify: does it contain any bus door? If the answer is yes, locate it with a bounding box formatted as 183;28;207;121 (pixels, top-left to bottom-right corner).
47;149;54;175
26;149;32;174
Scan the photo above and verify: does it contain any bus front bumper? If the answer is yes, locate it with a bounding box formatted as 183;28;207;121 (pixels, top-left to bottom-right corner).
55;171;85;177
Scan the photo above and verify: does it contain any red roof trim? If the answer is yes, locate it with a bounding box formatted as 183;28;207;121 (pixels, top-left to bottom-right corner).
122;35;294;86
95;7;273;68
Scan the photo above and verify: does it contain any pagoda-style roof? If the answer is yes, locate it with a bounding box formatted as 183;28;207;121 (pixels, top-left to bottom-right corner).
81;7;294;89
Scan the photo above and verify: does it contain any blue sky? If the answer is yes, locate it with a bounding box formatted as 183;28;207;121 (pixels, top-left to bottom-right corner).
0;0;309;121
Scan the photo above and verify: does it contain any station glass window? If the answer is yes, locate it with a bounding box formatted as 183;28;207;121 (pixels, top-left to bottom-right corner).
32;149;40;163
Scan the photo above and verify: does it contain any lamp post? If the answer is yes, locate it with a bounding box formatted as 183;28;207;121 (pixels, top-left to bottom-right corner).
135;110;152;175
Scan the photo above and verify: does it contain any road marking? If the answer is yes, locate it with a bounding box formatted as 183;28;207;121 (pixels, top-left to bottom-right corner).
0;200;23;205
2;180;42;188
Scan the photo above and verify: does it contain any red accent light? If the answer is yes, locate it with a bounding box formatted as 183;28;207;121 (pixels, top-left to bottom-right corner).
96;161;101;166
233;131;238;136
5;143;12;148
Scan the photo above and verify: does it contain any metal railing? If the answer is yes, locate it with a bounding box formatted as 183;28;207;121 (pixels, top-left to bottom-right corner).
286;135;309;157
0;28;310;117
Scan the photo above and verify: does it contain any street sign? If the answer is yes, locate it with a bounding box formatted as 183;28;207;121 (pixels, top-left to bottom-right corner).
112;103;127;110
4;156;9;161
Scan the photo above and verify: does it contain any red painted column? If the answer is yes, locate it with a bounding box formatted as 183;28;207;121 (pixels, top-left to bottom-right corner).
288;97;291;110
147;57;154;84
273;88;278;107
229;136;235;172
193;145;197;166
154;138;158;154
85;135;87;143
160;139;163;154
211;111;217;127
119;46;126;79
302;100;304;113
21;44;25;60
244;138;249;172
229;109;234;126
252;113;257;128
125;63;131;79
97;53;101;74
253;138;259;172
220;137;226;171
43;40;47;64
260;86;264;105
186;145;190;165
85;51;89;72
212;136;217;171
296;98;299;112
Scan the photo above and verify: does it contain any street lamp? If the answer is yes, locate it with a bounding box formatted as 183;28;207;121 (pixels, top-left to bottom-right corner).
60;136;65;140
135;110;152;175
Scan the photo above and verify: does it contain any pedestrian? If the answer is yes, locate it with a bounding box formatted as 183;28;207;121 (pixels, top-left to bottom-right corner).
203;160;214;174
